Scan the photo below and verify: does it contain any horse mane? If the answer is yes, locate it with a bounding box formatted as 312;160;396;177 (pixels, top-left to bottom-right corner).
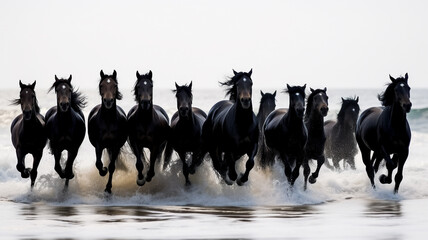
305;88;326;120
337;97;359;123
220;72;251;101
99;75;123;100
49;80;86;111
378;77;407;106
172;83;193;100
133;72;153;102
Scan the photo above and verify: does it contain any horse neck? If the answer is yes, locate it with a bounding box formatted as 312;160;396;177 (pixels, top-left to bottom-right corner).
305;109;324;130
284;106;303;127
388;102;407;127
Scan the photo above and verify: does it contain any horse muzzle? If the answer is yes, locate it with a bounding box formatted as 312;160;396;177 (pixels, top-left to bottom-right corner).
296;107;305;118
23;110;32;120
321;106;329;117
240;97;251;109
404;102;412;113
103;98;114;109
179;107;190;119
140;100;151;110
59;102;70;112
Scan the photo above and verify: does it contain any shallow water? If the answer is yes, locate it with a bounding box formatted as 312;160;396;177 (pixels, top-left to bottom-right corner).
1;88;428;239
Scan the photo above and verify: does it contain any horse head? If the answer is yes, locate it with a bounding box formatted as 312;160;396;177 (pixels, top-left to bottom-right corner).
134;70;153;111
340;96;360;129
260;90;277;113
99;70;122;109
308;87;329;117
17;80;37;120
174;82;193;119
52;75;73;113
286;84;306;118
390;73;412;113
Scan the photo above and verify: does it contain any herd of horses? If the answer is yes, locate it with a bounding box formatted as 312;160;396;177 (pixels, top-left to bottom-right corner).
10;69;412;194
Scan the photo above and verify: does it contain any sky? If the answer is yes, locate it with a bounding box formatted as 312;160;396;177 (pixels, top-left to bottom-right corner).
1;0;427;90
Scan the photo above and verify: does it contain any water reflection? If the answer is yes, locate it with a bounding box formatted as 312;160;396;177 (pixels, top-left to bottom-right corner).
364;200;402;218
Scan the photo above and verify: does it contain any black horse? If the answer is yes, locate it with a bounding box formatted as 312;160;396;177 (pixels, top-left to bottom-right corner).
263;84;308;189
202;69;258;185
324;97;360;171
88;70;128;193
127;70;170;186
11;80;47;188
45;75;86;188
163;82;207;186
256;91;277;169
304;88;329;187
356;74;411;193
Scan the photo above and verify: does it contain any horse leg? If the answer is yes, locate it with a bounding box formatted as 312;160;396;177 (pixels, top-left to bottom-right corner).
280;153;293;184
394;150;408;193
237;144;257;186
302;158;310;190
379;147;396;184
292;154;304;188
16;150;30;178
360;147;375;188
95;146;108;177
226;153;237;182
309;155;325;184
373;152;382;173
64;149;78;180
130;143;145;186
30;151;42;188
323;157;334;170
347;157;356;170
332;157;341;171
146;148;159;182
178;151;191;186
105;149;119;194
53;150;65;179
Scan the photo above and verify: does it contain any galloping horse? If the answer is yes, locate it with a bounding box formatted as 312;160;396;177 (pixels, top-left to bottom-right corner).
88;70;128;193
263;84;308;189
127;70;170;186
256;91;277;169
356;74;411;193
11;80;47;188
46;75;86;188
202;69;258;185
304;88;329;187
164;82;207;186
324;97;360;171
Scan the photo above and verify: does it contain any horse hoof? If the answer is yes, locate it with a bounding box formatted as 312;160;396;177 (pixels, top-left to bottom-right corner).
222;175;234;185
237;174;247;186
104;188;112;194
309;176;317;184
146;176;153;182
137;178;146;186
185;181;191;187
99;167;108;177
188;166;196;175
379;174;391;184
21;168;31;178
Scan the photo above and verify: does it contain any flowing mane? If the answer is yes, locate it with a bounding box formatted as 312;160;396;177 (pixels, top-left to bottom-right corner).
220;71;251;101
49;79;86;112
378;76;407;107
305;88;326;120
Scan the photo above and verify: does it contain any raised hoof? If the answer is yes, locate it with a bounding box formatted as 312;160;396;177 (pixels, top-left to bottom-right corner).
236;174;247;186
309;175;317;184
21;168;31;178
137;178;146;186
379;174;392;184
99;167;108;177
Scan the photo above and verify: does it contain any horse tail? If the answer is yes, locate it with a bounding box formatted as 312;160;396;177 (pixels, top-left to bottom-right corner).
163;142;174;170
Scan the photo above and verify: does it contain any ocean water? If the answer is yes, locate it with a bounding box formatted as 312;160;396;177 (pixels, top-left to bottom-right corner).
1;87;427;239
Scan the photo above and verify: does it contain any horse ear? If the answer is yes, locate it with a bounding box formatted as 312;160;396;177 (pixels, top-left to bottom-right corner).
100;70;105;78
310;88;314;93
356;96;359;103
287;84;291;90
233;69;238;75
68;75;72;82
260;90;264;96
324;87;327;92
341;97;345;102
175;82;179;89
189;81;192;90
405;73;408;81
273;90;277;97
55;75;59;82
113;70;117;79
19;80;25;89
303;84;307;90
31;81;36;90
248;68;253;77
389;74;396;82
148;70;153;79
